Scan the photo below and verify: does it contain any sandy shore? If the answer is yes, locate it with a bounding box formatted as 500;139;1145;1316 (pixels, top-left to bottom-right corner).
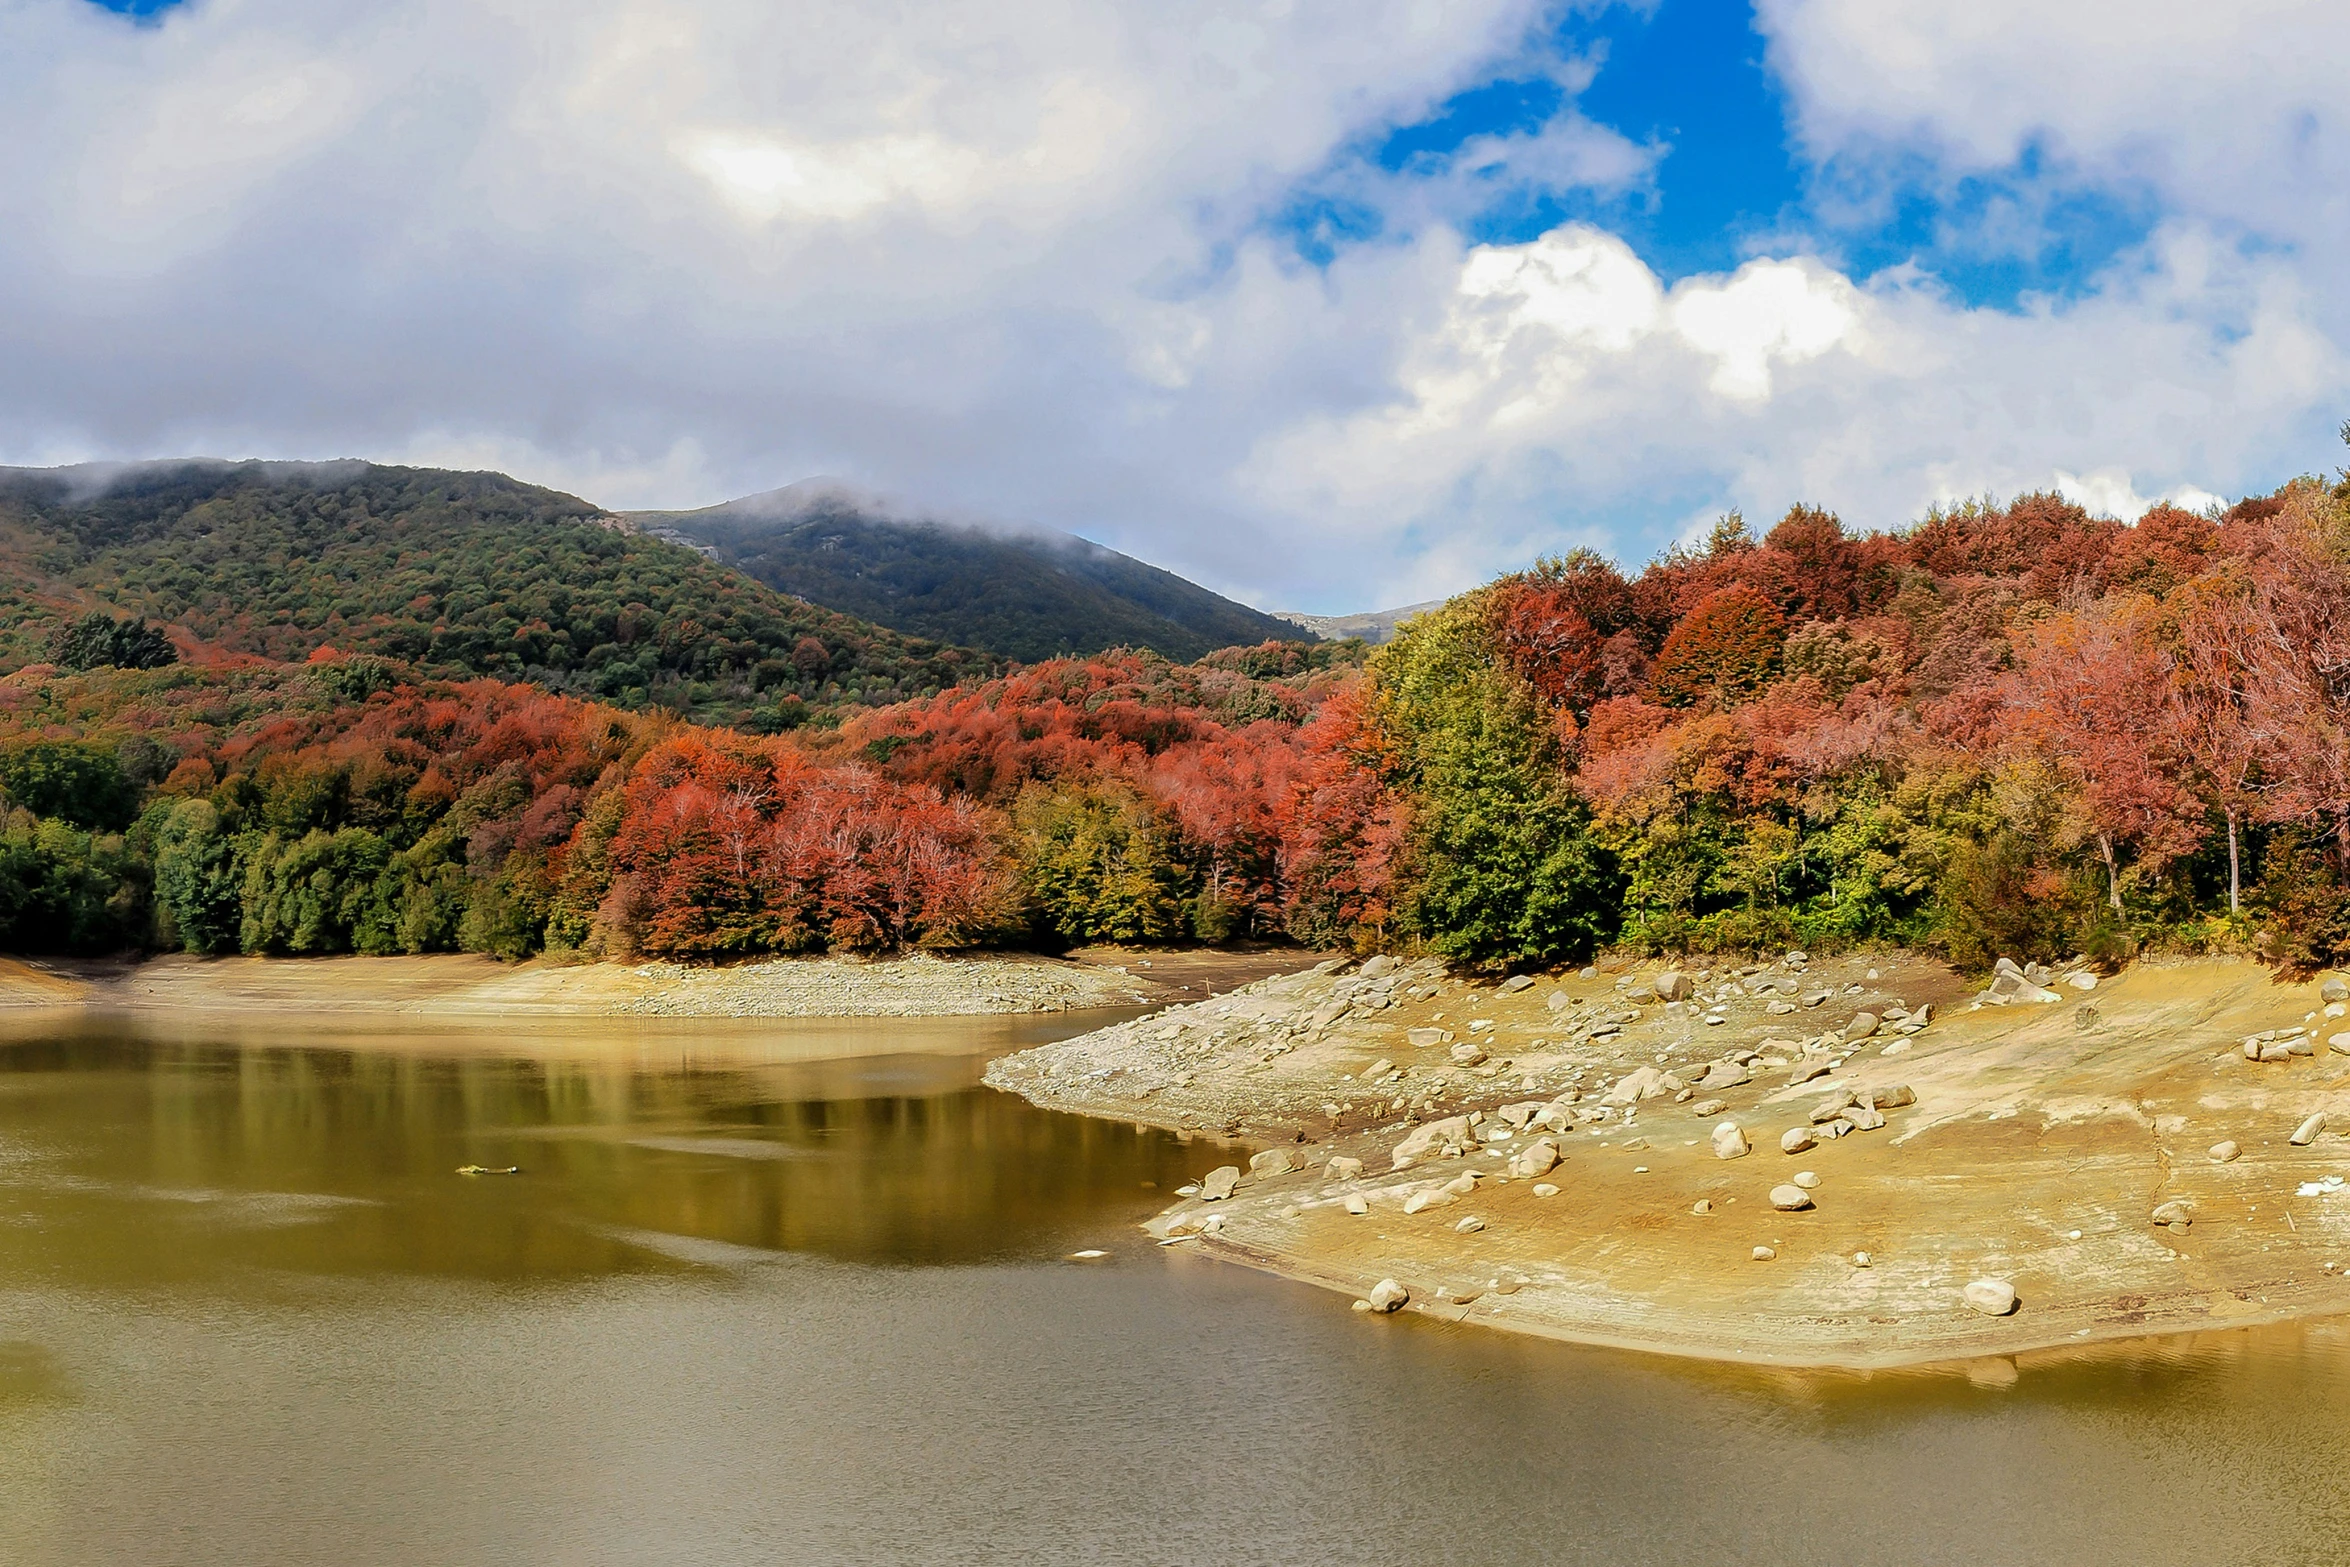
0;947;1301;1020
985;948;2350;1369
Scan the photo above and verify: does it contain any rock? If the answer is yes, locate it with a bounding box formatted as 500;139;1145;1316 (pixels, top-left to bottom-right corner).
2293;1112;2328;1146
1844;1012;1880;1041
1391;1115;1473;1169
1498;1101;1543;1129
1700;1060;1751;1090
1788;1061;1834;1086
1327;1155;1364;1180
1766;1000;1798;1015
1361;1058;1396;1081
1781;1127;1817;1154
1770;1184;1815;1211
1449;1042;1488;1066
1200;1166;1241;1201
1853;1251;1872;1268
1817;1120;1851;1139
2324;977;2349;1004
1406;1027;1448;1048
1752;1245;1777;1261
1654;970;1693;1002
2290;1036;2317;1057
1963;1278;2018;1316
1600;1066;1669;1107
1366;1278;1409;1313
2260;1042;2295;1062
1454;1215;1486;1233
1360;955;1396;978
1839;1103;1886;1133
1439;1171;1480;1198
1871;1085;1916;1109
1511;1138;1561;1178
1810;1090;1859;1124
1801;990;1833;1008
1792;1170;1821;1190
2065;971;2098;991
1711;1120;1751;1160
2209;1140;2242;1162
1499;974;1535;993
1344;1194;1369;1215
1402;1187;1452;1215
1691;1097;1729;1118
2332;1033;2350;1055
1691;1198;1714;1215
1352;1299;1372;1312
1531;1182;1560;1197
1984;968;2063;1004
1248;1148;1298;1179
1547;989;1573;1013
2151;1200;2195;1228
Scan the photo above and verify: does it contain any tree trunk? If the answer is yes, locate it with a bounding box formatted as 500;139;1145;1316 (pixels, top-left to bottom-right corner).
2227;807;2241;916
2098;832;2122;912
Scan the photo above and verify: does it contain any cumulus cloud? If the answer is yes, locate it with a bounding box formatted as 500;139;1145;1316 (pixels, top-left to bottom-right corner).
0;0;2345;614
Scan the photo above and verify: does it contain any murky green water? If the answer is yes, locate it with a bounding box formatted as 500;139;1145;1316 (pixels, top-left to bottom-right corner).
4;1012;2348;1566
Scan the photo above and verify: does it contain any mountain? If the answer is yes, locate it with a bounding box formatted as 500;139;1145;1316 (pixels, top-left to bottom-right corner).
1271;600;1445;646
0;460;995;729
629;481;1309;664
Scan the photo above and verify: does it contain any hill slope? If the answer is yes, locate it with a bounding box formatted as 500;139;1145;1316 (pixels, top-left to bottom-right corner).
631;482;1307;663
0;461;994;728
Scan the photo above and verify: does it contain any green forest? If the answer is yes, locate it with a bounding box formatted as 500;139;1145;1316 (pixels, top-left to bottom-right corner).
0;462;994;729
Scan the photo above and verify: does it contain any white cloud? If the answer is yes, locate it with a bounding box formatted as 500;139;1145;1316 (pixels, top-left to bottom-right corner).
0;0;2345;617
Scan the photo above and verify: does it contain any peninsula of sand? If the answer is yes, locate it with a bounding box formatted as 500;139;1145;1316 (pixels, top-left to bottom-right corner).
985;948;2350;1370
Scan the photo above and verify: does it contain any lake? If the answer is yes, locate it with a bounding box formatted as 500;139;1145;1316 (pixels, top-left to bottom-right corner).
3;1011;2346;1566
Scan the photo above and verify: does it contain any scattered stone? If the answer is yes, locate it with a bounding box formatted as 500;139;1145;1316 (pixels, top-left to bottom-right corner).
1359;955;1396;978
1700;1060;1751;1090
1361;1058;1396;1081
1454;1215;1486;1233
1810;1090;1859;1124
1200;1166;1241;1200
1366;1278;1409;1312
1984;960;2062;1005
1871;1085;1916;1108
1844;1012;1881;1040
1711;1120;1751;1160
1600;1066;1669;1107
2151;1200;2195;1230
1853;1251;1872;1268
1407;1027;1448;1048
1547;990;1573;1013
1788;1061;1834;1086
1352;1299;1372;1312
1770;1183;1815;1211
1344;1194;1369;1215
1654;970;1693;1002
1691;1097;1729;1118
1498;974;1535;994
2325;977;2349;1004
1781;1127;1817;1155
2209;1140;2241;1163
1792;1170;1822;1190
2293;1112;2329;1146
1327;1155;1364;1181
1248;1148;1298;1179
2065;971;2098;991
1449;1042;1488;1066
1691;1198;1714;1215
1531;1182;1560;1198
2333;1034;2350;1055
1963;1278;2019;1316
1752;1245;1777;1261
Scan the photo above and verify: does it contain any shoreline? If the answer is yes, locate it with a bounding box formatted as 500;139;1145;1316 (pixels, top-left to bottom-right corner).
0;946;1311;1022
986;948;2350;1371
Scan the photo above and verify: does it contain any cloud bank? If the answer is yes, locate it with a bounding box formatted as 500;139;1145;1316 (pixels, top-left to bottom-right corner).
2;0;2345;610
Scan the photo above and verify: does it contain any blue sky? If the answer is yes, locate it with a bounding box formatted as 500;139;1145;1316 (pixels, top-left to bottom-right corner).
20;0;2350;609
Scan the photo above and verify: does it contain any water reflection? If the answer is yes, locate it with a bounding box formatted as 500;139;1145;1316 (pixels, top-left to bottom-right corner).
0;1015;1215;1287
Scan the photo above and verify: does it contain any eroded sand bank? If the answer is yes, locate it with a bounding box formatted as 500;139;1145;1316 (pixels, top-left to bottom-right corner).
986;950;2350;1368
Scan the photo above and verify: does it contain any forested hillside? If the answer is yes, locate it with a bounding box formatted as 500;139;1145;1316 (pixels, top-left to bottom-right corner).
3;451;2346;977
0;461;993;729
637;484;1306;663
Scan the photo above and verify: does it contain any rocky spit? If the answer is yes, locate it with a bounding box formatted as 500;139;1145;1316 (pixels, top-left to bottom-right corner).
987;952;2350;1369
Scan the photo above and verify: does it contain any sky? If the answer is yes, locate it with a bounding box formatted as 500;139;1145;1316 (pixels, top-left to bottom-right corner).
5;0;2348;612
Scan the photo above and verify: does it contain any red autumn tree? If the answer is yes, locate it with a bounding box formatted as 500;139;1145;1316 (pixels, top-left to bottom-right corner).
1649;585;1787;708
